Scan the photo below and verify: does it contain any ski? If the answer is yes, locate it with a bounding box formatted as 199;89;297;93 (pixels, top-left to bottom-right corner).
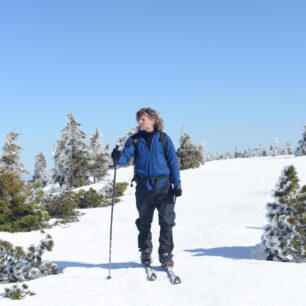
163;266;181;284
144;264;157;281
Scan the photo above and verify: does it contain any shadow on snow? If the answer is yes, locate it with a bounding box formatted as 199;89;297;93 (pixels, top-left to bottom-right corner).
53;261;143;273
53;261;166;273
184;244;265;261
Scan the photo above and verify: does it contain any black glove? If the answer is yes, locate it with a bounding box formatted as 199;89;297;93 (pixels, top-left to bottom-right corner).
111;147;121;163
173;186;182;197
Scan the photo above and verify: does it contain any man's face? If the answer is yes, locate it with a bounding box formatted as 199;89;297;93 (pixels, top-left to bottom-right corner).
138;114;155;132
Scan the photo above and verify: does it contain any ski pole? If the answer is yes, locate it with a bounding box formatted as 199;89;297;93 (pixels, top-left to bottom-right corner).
107;161;117;280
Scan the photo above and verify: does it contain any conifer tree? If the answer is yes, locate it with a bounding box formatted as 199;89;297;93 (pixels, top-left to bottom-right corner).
176;133;204;170
234;146;241;158
224;152;232;159
53;114;89;188
269;138;279;157
257;144;265;157
0;132;48;232
0;132;26;175
286;185;306;257
242;148;252;158
32;153;48;186
204;149;214;162
88;128;109;183
295;125;306;156
261;165;299;261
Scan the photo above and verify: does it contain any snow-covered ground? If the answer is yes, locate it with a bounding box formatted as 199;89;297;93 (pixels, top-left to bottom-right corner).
1;156;306;306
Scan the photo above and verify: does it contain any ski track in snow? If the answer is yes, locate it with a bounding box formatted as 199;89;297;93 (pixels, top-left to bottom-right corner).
1;156;306;306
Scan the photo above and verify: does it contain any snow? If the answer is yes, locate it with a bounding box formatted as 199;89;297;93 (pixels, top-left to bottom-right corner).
2;156;306;305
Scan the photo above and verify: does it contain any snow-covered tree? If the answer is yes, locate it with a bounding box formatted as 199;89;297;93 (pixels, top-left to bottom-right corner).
261;165;299;261
176;133;204;170
269;138;279;157
234;146;242;158
203;149;214;162
257;144;265;157
117;128;137;149
214;152;222;160
250;148;258;157
0;132;26;175
32;153;48;186
295;126;306;156
88;128;109;183
286;185;306;257
53;114;89;188
242;148;253;158
224;152;232;159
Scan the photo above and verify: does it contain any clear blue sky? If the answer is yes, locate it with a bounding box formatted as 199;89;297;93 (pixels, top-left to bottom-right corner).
0;0;305;174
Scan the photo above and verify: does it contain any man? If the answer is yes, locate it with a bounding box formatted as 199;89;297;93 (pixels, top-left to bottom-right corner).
111;107;182;268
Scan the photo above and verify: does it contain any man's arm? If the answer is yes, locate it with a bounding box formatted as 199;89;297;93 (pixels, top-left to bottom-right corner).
114;137;135;167
164;135;181;188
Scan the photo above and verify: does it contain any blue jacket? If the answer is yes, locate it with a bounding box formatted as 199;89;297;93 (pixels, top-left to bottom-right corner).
117;131;181;189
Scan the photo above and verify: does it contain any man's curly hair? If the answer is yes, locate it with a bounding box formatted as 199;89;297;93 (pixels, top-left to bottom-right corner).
136;108;164;131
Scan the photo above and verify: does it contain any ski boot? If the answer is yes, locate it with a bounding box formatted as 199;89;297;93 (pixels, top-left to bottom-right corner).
159;252;174;268
140;249;152;265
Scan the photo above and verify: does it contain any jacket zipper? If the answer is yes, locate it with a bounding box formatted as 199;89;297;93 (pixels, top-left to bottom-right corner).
140;133;156;178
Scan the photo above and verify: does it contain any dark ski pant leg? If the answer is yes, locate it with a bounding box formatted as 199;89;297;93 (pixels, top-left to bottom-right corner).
135;184;155;252
156;187;176;256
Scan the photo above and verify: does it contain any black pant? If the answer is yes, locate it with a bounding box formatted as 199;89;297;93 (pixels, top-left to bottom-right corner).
135;179;176;256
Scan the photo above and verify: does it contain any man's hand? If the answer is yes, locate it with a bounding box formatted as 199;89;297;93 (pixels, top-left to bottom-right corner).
173;186;182;197
111;146;121;163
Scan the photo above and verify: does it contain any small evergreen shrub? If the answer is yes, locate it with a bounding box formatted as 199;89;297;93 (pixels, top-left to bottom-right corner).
75;182;129;209
115;182;129;197
0;171;49;232
44;191;78;223
0;235;57;284
4;283;35;300
75;188;104;208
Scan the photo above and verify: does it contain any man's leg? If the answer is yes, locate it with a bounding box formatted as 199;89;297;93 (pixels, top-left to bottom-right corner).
156;188;176;267
135;183;155;260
